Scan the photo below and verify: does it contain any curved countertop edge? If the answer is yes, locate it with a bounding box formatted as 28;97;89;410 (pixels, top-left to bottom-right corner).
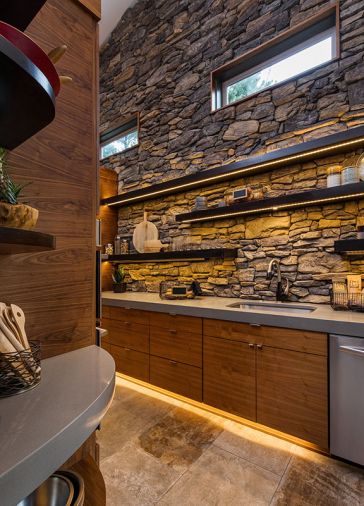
1;346;115;506
102;292;364;338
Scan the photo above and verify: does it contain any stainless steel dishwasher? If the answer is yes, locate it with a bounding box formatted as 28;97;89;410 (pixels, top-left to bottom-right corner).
330;334;364;466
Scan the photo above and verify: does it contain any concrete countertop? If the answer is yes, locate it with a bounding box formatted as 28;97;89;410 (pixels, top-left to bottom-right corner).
0;346;115;506
103;292;364;338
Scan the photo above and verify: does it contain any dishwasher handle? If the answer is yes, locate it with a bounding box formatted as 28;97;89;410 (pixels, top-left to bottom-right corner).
339;345;364;357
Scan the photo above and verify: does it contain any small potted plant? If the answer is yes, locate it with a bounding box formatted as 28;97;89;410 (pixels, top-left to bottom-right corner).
0;148;38;229
112;265;127;293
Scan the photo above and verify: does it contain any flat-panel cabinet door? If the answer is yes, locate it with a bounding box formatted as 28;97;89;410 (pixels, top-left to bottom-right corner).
257;346;328;449
203;336;256;421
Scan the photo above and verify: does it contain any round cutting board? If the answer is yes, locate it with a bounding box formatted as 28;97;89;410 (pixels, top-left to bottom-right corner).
133;212;159;253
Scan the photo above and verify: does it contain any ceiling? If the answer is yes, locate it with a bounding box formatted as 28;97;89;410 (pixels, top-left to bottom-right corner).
99;0;137;46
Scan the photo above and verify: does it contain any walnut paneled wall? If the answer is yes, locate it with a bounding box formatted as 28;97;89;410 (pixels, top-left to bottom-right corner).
0;0;99;358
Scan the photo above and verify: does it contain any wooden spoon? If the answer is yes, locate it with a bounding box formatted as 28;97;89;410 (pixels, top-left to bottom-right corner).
10;304;30;349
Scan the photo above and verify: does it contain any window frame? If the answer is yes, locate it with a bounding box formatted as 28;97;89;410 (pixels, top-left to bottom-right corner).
100;113;139;160
211;2;339;112
222;27;337;108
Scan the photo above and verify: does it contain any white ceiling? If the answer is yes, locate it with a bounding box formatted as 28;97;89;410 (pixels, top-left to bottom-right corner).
99;0;137;46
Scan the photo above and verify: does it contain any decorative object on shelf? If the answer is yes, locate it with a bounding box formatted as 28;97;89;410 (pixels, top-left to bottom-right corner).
341;159;359;185
357;153;364;181
0;148;38;229
144;239;163;253
249;185;265;201
225;187;249;205
120;236;130;254
159;280;202;300
347;274;362;303
358;226;364;240
0;302;41;397
105;243;113;255
327;165;342;187
192;196;207;211
112;265;127;293
132;211;159;253
114;235;121;255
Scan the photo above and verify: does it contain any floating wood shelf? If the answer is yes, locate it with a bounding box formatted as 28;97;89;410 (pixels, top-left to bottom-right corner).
334;239;364;256
0;35;55;150
103;248;237;263
176;182;364;223
101;126;364;209
0;227;56;254
0;1;47;31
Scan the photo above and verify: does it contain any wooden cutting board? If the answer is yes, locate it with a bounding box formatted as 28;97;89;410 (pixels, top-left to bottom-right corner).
133;212;159;253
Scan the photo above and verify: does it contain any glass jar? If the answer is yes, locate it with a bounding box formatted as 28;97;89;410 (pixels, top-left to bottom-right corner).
357;153;364;181
105;243;113;255
341;165;359;185
326;165;342;187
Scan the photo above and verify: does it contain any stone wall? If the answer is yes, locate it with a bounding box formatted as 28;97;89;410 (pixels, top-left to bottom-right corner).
100;0;364;302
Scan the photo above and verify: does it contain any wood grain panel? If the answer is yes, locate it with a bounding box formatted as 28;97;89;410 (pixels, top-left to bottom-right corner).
203;335;256;421
103;305;151;325
0;0;98;358
103;317;149;353
111;344;149;382
150;327;202;367
149;312;202;334
203;319;327;356
257;347;328;449
150;356;202;401
77;0;101;19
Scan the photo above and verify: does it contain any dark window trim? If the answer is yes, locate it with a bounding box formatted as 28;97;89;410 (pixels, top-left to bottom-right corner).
211;2;339;111
99;112;140;160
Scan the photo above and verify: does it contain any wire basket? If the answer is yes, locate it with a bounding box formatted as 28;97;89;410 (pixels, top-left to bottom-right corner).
0;340;41;397
330;291;364;312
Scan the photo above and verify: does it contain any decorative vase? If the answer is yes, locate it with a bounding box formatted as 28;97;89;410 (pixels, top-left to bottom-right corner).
0;202;39;229
113;282;127;293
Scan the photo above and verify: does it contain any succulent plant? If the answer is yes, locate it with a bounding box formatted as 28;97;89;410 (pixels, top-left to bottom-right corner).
112;265;125;284
0;148;30;205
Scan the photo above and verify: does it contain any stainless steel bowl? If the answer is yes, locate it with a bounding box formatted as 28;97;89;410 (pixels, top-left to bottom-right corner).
17;474;74;506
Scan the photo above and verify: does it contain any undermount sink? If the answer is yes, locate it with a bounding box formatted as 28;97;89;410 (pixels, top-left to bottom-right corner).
227;301;316;314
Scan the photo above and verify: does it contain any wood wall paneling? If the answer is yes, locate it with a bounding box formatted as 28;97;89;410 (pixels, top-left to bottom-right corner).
0;0;98;358
100;167;118;291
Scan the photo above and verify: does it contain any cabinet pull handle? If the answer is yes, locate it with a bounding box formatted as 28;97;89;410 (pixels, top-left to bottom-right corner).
169;329;177;334
124;347;130;351
124;321;131;326
256;344;263;349
249;323;261;327
248;343;255;348
169;313;177;316
169;360;177;365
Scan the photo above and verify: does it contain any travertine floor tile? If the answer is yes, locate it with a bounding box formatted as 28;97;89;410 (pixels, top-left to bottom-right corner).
271;446;364;506
139;407;222;471
214;420;294;475
158;445;281;506
101;441;183;506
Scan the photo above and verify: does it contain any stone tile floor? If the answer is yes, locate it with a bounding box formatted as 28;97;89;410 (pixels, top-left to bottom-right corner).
98;377;364;506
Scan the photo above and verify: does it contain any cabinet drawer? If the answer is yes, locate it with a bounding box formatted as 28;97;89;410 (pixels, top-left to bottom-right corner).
110;344;149;382
103;305;150;325
150;327;202;367
103;317;149;353
203;319;327;356
150;356;202;401
149;312;202;334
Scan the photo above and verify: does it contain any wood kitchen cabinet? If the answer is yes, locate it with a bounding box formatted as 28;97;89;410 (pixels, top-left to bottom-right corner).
257;346;328;448
203;335;256;421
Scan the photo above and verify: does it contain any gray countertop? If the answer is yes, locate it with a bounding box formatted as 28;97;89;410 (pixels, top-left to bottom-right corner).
0;345;115;506
102;292;364;337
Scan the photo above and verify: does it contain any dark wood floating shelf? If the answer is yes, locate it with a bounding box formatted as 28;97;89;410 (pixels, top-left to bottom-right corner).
0;1;47;31
103;248;237;263
0;227;56;255
176;182;364;223
334;239;364;255
101;126;364;209
0;35;55;150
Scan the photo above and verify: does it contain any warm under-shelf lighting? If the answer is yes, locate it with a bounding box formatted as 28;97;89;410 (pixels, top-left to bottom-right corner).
104;135;364;207
181;191;364;223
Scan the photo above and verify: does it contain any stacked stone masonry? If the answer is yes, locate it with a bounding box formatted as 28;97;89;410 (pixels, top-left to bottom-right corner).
100;0;364;302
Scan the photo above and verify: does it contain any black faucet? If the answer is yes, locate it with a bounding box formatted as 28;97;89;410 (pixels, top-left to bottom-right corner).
266;259;290;301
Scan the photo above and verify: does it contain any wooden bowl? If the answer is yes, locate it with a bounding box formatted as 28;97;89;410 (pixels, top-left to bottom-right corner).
0;21;60;96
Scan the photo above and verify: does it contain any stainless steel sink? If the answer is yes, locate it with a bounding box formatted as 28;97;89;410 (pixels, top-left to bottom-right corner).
227;301;316;314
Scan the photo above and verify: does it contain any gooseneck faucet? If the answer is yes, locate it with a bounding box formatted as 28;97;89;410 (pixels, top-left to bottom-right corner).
266;259;290;301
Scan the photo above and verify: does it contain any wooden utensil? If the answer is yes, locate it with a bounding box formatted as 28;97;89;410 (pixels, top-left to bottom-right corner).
10;304;30;349
4;307;21;342
133;211;159;253
0;317;23;352
0;328;16;354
